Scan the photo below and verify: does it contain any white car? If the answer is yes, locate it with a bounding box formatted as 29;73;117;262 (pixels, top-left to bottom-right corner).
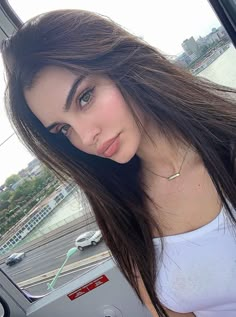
75;230;102;251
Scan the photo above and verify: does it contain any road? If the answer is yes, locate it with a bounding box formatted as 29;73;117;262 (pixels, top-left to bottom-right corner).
25;258;108;295
0;223;109;295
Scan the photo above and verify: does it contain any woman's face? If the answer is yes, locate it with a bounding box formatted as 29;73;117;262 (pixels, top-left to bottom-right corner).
24;66;144;164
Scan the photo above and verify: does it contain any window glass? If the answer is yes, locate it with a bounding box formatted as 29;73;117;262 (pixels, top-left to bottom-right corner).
0;0;236;297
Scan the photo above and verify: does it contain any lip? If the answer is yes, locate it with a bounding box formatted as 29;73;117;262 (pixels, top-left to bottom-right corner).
97;135;120;156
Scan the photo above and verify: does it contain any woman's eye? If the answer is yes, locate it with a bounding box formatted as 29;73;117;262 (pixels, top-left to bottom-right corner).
79;87;95;108
59;124;70;136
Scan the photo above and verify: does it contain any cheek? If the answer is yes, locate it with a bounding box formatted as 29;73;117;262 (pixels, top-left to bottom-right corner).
68;86;142;156
70;137;93;154
99;89;132;124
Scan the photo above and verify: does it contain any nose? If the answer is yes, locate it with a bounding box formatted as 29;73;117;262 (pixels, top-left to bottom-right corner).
71;119;100;147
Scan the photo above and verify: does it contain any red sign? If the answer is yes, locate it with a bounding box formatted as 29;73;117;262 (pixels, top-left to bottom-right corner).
67;275;109;301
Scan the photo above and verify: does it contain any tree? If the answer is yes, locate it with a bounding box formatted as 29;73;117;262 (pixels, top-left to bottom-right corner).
5;174;20;188
0;200;10;210
10;180;32;201
0;190;11;201
0;190;12;212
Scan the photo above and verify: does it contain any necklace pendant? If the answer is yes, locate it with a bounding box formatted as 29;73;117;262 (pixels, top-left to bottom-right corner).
168;173;180;181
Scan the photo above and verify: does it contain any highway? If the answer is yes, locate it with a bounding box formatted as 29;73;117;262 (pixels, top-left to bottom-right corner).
0;224;109;295
25;258;108;295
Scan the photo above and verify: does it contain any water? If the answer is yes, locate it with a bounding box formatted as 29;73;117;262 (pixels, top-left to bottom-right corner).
198;44;236;88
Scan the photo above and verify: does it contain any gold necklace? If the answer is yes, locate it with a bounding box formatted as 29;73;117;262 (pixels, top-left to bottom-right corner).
144;146;190;181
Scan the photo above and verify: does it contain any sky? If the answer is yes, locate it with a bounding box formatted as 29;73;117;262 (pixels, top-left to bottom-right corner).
0;0;221;184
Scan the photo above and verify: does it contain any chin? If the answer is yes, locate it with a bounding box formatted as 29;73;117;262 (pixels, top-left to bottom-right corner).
108;133;140;164
111;150;136;164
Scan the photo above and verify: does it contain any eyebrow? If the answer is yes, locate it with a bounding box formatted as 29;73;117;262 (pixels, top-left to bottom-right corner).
46;75;85;132
64;75;85;111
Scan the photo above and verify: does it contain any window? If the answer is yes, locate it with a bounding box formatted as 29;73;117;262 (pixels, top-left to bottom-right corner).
77;238;86;243
0;0;235;299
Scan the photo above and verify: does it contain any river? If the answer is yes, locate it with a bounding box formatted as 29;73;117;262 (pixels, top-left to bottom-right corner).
198;44;236;88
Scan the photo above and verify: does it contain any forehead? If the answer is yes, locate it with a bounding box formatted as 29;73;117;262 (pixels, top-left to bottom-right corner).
24;66;79;125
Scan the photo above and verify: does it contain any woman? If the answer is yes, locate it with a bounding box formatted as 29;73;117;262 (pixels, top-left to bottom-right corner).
1;9;236;317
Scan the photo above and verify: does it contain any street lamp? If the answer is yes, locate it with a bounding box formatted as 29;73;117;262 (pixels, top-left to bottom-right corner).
47;247;78;291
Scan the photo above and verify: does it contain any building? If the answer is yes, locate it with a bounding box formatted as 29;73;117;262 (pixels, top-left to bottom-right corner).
182;36;201;62
217;25;230;40
175;52;191;67
205;26;230;46
196;36;208;48
0;182;76;254
11;179;25;191
18;158;43;179
27;158;43;177
205;29;221;45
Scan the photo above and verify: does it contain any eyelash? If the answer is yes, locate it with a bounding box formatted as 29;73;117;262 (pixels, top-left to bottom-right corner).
57;86;95;137
58;124;70;136
77;86;95;109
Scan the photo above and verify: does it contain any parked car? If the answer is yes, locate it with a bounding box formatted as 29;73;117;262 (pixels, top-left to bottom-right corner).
5;252;25;266
75;230;102;251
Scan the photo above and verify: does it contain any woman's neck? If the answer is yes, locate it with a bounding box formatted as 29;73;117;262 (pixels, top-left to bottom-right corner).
136;123;190;177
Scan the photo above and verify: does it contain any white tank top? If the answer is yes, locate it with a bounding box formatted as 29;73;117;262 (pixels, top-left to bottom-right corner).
153;203;236;317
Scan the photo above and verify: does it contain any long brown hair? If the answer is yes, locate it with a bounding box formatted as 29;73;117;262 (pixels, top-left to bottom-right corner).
2;9;236;316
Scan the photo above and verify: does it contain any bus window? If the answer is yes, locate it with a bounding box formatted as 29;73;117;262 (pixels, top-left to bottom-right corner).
1;0;235;299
